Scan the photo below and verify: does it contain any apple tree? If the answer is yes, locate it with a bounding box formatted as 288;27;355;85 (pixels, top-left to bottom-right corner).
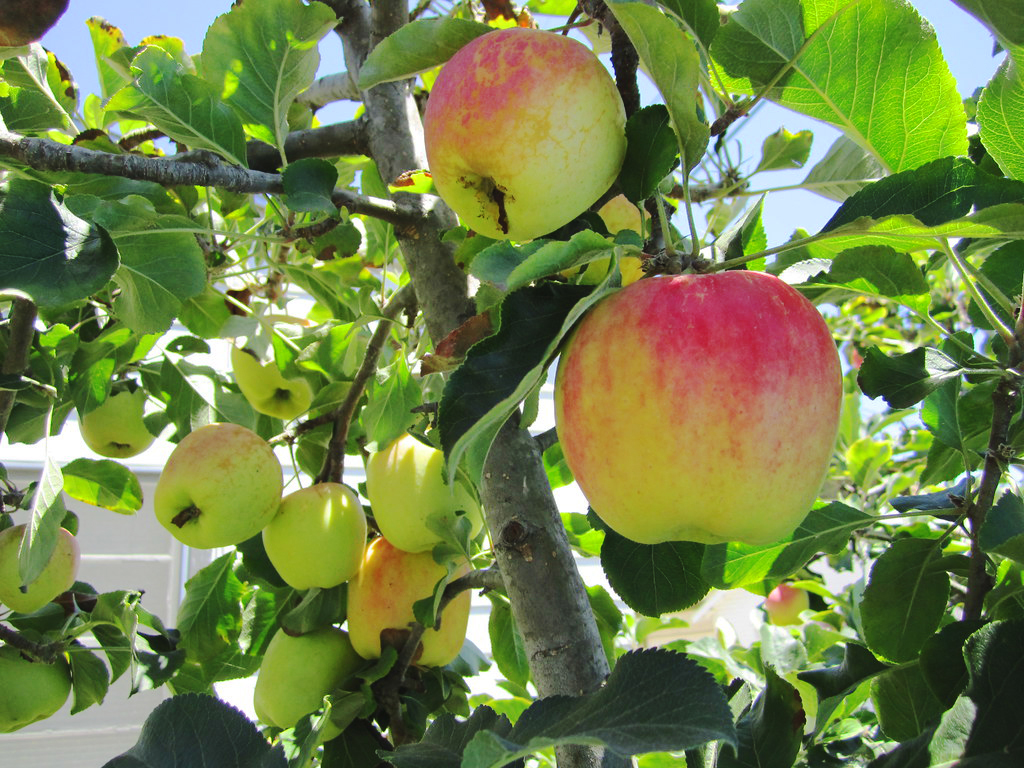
2;0;1024;766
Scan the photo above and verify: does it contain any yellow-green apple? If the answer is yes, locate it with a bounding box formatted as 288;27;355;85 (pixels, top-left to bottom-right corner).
153;423;283;549
262;483;367;590
554;271;842;545
79;388;155;458
423;27;626;241
346;537;471;667
764;584;811;626
0;646;72;732
253;626;362;732
364;434;483;553
231;345;314;421
0;525;80;614
563;194;646;285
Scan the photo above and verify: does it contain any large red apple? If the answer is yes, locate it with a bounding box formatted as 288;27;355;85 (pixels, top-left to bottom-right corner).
554;271;842;545
423;27;626;242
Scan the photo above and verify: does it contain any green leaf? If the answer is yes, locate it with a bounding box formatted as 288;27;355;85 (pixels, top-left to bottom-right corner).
176;553;247;662
710;0;967;173
606;0;709;171
798;643;890;739
101;693;288;768
439;283;599;486
889;477;969;520
282;157;339;212
980;492;1024;564
977;57;1024;181
701;502;873;589
755;127;813;173
69;646;111;714
504;232;620;291
323;719;395;768
801;135;885;201
357;18;492;90
860;538;951;663
86;17;132;101
487;597;530;688
0;178;119;307
362;355;420;449
20;455;66;585
951;0;1024;51
857;346;963;409
61;458;143;514
967;240;1024;331
870;662;946;742
659;0;720;50
619;104;679;203
386;706;518;768
823;157;1024;232
0;45;73;131
201;0;337;148
806;246;930;314
600;531;709;617
106;46;248;167
716;667;804;768
918;619;988;709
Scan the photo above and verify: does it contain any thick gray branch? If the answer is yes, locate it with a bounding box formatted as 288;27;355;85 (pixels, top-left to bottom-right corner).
296;71;363;109
0;129;415;227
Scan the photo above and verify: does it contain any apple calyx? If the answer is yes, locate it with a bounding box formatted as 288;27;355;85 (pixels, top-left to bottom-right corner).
170;505;202;528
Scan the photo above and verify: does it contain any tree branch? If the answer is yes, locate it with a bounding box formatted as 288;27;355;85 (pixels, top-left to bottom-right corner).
0;296;38;440
295;72;363;110
0;622;65;664
313;283;417;484
0;129;416;228
246;117;370;172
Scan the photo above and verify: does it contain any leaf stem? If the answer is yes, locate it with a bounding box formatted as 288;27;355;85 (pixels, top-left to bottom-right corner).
942;238;1015;343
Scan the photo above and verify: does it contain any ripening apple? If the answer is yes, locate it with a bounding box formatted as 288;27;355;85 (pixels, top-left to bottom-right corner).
364;434;483;553
423;27;626;241
0;645;72;732
231;345;314;421
764;584;811;626
554;271;842;545
253;626;362;732
563;194;647;285
262;483;367;590
79;388;156;458
0;525;80;614
346;537;471;668
153;423;283;549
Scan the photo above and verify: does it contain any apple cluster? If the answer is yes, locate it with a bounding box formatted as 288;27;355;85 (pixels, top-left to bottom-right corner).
149;422;478;735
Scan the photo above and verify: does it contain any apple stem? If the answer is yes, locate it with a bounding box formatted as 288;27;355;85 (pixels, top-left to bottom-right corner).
171;505;202;528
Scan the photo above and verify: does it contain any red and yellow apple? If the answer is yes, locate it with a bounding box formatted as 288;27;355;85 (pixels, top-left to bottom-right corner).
364;434;483;553
554;271;842;545
0;645;72;732
253;626;362;732
764;583;811;626
79;388;156;458
0;525;80;614
153;423;283;549
423;27;626;241
231;345;314;421
346;537;471;668
262;483;367;590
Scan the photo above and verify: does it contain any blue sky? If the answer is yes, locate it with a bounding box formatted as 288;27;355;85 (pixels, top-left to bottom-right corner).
37;0;1006;244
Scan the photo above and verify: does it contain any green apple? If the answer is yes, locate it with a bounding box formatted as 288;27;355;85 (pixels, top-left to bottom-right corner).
764;584;811;626
79;388;156;458
364;434;483;553
262;483;367;590
253;626;362;732
153;423;283;549
555;271;842;545
347;537;470;668
0;525;80;614
424;28;626;241
231;345;314;421
0;645;72;732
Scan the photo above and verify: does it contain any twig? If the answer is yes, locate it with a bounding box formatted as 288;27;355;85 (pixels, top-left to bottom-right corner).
0;296;38;439
315;283;417;483
0;622;65;664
